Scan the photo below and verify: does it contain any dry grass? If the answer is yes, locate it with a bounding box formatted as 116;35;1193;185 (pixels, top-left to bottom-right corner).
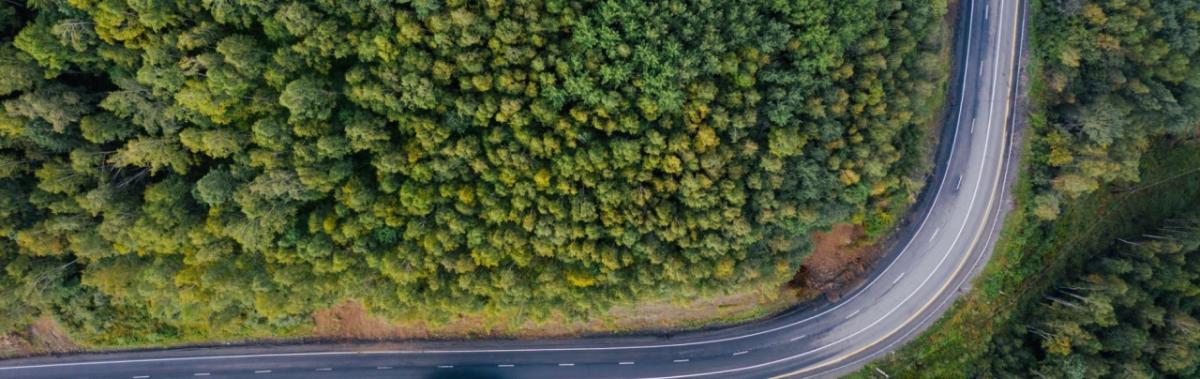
311;287;802;340
0;316;78;358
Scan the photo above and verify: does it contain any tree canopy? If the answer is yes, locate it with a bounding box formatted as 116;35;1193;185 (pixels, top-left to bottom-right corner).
987;218;1200;378
1030;0;1200;219
0;0;947;341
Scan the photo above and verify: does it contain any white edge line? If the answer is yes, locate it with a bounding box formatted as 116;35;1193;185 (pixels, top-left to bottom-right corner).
818;4;1026;375
637;0;1003;378
785;1;1019;378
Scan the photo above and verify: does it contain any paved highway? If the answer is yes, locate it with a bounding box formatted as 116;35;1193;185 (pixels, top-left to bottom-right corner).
0;0;1027;377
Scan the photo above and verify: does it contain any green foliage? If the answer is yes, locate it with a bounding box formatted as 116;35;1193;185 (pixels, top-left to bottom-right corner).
855;141;1200;379
855;0;1200;374
0;0;947;343
1030;0;1200;218
986;218;1200;378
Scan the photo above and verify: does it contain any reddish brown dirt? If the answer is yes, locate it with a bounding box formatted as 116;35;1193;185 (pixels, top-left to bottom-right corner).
27;317;78;352
0;316;78;358
791;224;883;301
0;333;32;358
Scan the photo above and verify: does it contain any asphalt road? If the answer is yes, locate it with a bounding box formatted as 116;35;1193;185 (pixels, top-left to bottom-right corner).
0;0;1028;378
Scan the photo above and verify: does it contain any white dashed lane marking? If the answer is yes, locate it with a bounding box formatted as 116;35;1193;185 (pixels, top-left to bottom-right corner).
893;272;907;285
929;227;941;242
619;362;635;365
377;366;392;370
732;351;749;356
132;376;149;379
790;334;808;342
558;363;575;367
673;359;690;363
194;374;210;377
845;309;862;320
315;368;332;371
254;370;271;374
498;364;514;368
437;365;454;369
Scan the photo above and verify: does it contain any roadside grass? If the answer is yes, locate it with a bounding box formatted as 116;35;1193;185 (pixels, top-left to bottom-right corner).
4;286;798;359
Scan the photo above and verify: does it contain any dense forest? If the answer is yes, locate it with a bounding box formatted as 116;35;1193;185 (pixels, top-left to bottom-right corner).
1030;0;1200;219
985;216;1200;378
990;0;1200;370
0;0;947;342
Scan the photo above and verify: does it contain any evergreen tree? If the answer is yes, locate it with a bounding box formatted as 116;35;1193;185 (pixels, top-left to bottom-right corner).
0;0;949;342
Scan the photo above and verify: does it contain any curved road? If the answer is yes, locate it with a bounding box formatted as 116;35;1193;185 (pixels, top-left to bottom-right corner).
0;0;1027;378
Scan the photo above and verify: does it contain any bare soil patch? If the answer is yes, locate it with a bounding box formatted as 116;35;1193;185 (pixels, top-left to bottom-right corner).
790;224;884;301
312;300;412;340
0;316;78;358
